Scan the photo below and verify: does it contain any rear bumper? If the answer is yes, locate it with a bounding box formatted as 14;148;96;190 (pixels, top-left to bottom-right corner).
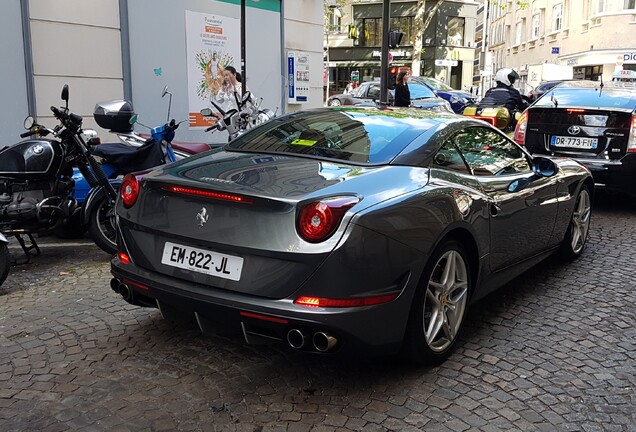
575;156;636;195
110;252;419;357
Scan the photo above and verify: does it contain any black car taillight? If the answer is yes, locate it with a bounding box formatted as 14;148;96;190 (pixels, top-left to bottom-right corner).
121;174;140;208
297;196;360;243
628;115;636;153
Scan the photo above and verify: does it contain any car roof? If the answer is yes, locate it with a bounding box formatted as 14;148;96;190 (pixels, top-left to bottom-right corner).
532;80;636;111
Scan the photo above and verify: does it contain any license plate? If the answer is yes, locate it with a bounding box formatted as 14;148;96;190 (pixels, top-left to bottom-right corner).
551;135;598;149
161;241;244;281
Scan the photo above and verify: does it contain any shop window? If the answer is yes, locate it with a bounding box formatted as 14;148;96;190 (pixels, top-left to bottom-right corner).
515;22;522;45
361;18;382;46
447;17;465;47
626;0;636;9
389;17;413;46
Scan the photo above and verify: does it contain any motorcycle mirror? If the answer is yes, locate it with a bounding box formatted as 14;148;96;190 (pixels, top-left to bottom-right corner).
61;85;69;103
23;116;35;129
200;108;213;116
242;92;251;103
129;114;138;125
161;86;173;122
161;86;169;98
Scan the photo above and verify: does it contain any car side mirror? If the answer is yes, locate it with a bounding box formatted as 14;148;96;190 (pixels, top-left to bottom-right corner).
532;156;557;177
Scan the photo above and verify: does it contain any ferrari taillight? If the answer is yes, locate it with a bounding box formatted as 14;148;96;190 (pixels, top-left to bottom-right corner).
296;196;360;243
514;110;528;145
628;115;636;153
121;174;140;208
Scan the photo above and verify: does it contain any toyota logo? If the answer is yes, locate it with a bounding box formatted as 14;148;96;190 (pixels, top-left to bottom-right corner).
568;126;581;135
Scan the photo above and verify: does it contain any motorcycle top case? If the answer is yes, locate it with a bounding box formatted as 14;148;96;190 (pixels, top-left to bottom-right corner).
0;139;64;180
93;99;135;133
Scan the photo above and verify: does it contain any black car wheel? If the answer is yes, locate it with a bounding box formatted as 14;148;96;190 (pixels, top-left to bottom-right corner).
560;185;591;260
0;242;10;287
328;98;342;107
403;239;470;365
88;196;118;255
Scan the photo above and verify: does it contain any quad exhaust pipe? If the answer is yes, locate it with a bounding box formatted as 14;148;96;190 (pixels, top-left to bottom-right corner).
286;329;338;352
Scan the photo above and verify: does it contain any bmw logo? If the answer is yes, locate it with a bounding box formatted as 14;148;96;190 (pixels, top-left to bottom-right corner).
32;144;44;154
567;126;581;135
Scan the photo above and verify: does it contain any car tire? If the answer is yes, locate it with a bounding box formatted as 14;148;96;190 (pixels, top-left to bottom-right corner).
559;185;591;260
328;99;342;107
402;239;471;365
88;196;118;255
0;242;10;287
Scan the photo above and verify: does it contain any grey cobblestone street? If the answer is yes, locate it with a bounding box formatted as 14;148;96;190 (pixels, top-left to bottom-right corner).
1;194;635;432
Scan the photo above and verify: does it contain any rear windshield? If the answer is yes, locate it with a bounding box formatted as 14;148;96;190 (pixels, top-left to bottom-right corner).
226;109;435;164
534;86;636;111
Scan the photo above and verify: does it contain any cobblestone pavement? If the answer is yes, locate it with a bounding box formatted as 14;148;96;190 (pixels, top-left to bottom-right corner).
1;195;635;432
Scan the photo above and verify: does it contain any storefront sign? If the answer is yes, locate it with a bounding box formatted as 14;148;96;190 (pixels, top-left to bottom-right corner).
372;50;411;58
623;52;636;63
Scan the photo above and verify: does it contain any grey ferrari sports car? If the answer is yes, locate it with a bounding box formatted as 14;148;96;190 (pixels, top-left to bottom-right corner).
110;107;593;364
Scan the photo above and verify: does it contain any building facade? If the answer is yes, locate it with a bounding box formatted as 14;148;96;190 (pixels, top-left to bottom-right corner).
325;0;479;96
0;0;323;144
485;0;636;93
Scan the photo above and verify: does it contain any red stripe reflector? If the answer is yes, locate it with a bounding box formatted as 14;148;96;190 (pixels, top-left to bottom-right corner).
239;311;289;324
162;185;252;203
294;294;398;308
123;279;150;291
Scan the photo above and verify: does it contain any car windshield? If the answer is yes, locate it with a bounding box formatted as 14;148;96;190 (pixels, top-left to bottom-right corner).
534;85;636;110
226;109;436;164
409;82;437;99
418;77;454;91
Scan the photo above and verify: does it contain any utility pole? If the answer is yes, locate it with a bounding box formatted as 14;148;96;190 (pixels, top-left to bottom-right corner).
241;0;246;97
380;0;390;104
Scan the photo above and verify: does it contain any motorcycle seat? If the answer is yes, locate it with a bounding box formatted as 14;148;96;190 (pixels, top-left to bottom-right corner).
171;142;212;154
91;142;165;173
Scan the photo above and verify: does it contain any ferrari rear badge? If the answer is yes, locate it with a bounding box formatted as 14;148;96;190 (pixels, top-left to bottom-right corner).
196;207;209;228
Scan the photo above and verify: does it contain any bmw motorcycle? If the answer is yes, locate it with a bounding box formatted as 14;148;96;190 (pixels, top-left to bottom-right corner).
0;85;119;287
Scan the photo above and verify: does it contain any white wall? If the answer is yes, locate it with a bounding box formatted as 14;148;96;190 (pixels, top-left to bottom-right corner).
283;0;324;111
28;0;124;137
0;0;29;145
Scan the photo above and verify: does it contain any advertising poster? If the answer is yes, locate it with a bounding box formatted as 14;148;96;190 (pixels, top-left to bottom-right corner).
185;10;240;129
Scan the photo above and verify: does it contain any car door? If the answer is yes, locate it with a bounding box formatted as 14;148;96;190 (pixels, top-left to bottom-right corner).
451;127;560;271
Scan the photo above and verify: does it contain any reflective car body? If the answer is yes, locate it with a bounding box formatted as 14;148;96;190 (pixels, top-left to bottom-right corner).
111;107;593;363
327;80;452;112
409;76;476;113
515;80;636;195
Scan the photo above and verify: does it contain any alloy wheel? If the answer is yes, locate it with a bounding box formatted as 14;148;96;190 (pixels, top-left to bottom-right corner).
329;99;341;106
422;250;469;352
570;188;591;254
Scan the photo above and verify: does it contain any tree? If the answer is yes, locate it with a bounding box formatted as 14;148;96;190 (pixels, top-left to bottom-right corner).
410;0;445;77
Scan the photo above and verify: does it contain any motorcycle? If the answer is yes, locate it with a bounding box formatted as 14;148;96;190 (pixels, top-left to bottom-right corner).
0;84;120;287
0;233;8;287
59;87;211;242
201;92;277;141
462;105;522;134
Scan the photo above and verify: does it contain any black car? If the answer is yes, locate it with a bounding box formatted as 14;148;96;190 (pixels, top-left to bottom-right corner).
327;80;452;112
514;80;636;195
525;80;571;103
110;107;593;364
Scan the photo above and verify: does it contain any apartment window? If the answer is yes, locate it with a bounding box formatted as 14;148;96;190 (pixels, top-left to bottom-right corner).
626;0;636;9
361;18;382;46
447;17;465;46
595;0;606;13
532;13;541;38
515;22;522;45
553;4;563;31
390;16;413;45
327;9;342;32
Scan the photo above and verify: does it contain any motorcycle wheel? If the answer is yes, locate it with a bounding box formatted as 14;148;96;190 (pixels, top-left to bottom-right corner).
0;243;10;287
88;196;118;255
54;211;88;239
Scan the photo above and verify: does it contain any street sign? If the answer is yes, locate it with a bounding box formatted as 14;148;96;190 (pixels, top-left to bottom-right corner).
551;47;560;55
351;71;359;82
435;59;458;67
